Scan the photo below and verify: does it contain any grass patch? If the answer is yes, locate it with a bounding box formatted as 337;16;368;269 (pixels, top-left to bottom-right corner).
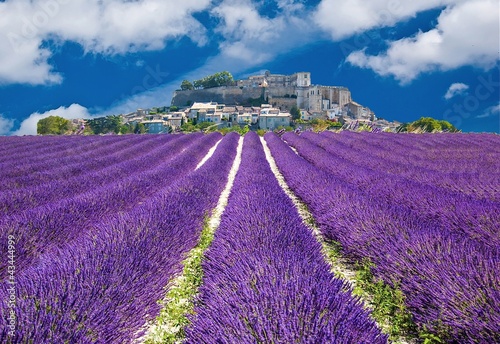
144;215;214;344
352;258;416;339
321;242;445;343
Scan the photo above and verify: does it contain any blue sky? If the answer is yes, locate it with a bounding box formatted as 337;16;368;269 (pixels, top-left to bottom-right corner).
0;0;498;135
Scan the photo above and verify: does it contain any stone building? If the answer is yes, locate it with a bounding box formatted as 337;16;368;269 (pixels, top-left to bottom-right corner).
299;86;351;112
258;107;291;130
238;71;311;88
171;71;368;119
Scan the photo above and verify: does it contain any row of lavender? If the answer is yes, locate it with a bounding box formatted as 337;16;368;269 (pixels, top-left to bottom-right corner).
316;131;500;201
266;132;499;343
0;134;201;213
0;133;220;275
185;132;387;343
0;133;239;342
0;135;163;192
284;132;499;247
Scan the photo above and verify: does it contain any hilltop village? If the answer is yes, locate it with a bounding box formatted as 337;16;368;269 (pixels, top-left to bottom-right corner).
39;71;406;135
119;71;401;134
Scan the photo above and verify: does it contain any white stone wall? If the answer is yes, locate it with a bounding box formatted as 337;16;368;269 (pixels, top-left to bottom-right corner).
294;72;311;87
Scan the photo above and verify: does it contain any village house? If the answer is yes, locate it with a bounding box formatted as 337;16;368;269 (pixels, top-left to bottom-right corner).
141;119;167;134
300;110;324;121
137;108;150;117
221;106;238;122
237;112;253;125
163;112;186;130
205;110;223;124
258;106;291;130
189;102;222;121
325;104;345;120
344;101;375;120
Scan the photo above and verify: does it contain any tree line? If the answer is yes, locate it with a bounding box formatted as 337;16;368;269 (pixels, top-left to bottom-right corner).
37;115;147;135
399;117;458;133
180;71;234;90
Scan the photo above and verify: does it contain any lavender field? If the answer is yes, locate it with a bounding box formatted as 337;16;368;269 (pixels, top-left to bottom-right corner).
1;131;499;343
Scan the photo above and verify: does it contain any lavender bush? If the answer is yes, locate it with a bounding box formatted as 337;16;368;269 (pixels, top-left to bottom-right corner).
0;133;239;343
186;132;387;343
266;132;500;343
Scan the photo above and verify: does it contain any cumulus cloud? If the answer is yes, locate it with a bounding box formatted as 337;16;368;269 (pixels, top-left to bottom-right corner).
476;103;500;119
212;0;316;65
213;0;280;42
212;0;287;63
314;0;462;40
0;0;314;86
2;0;318;135
0;115;15;135
12;104;92;136
345;0;500;83
444;83;469;100
104;0;318;115
0;0;210;85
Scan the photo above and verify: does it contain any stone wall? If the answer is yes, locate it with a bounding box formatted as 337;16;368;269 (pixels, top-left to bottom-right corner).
171;83;354;113
171;85;299;107
172;86;265;107
268;96;298;111
265;86;297;98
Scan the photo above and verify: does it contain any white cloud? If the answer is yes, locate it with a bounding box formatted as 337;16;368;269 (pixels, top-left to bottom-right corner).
444;83;469;100
0;0;211;85
211;0;286;63
213;0;282;42
3;0;320;134
12;104;92;136
314;0;461;40
476;103;500;118
0;1;62;85
345;0;500;83
0;114;15;135
212;0;316;66
102;0;318;114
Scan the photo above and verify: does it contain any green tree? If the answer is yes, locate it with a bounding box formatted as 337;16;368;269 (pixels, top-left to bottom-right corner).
310;119;330;132
290;105;301;120
396;123;409;132
134;122;147;134
193;80;203;89
438;120;457;132
239;125;250;135
196;122;213;131
87;115;124;134
181;122;197;132
410;117;441;132
37;116;71;135
328;121;343;129
213;71;234;87
408;117;457;133
247;96;265;107
193;71;234;89
180;80;194;90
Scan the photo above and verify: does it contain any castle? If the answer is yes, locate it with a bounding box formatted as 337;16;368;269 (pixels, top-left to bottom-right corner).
171;71;369;119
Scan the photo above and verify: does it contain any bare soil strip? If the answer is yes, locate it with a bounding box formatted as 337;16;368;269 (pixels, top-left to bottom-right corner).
139;137;244;343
